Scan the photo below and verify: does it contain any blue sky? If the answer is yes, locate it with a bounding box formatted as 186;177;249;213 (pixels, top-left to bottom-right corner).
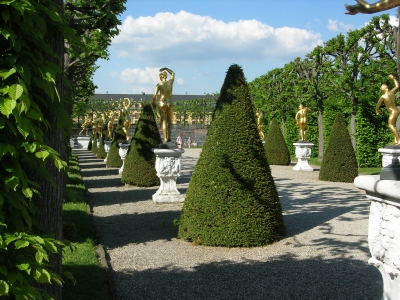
93;0;398;96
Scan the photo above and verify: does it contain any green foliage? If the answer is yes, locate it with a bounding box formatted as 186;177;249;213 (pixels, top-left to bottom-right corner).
178;64;286;247
91;135;98;154
264;118;290;165
319;113;358;182
106;118;124;168
121;103;162;186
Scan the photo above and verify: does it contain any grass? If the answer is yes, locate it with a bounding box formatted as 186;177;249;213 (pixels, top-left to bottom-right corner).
62;151;112;300
291;156;381;175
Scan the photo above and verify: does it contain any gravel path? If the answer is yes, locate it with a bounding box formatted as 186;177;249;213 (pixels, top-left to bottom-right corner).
75;148;382;300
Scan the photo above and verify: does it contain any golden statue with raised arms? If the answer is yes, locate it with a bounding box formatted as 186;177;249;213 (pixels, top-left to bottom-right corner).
153;67;175;143
345;0;400;14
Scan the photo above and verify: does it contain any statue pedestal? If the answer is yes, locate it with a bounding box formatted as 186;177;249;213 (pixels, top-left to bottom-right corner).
293;142;314;171
379;146;400;167
152;148;185;203
118;143;130;175
354;175;400;300
77;136;90;149
96;139;100;148
104;140;112;163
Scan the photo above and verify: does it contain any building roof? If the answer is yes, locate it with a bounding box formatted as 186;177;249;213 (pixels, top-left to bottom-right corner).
92;94;216;102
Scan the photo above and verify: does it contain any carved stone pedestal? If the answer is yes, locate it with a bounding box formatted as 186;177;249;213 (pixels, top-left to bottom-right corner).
354;175;400;300
152;148;185;203
293;142;314;171
104;140;112;163
118;143;129;175
77;136;90;149
379;146;400;167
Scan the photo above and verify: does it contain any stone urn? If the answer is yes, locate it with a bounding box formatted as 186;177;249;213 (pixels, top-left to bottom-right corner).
293;141;314;171
104;140;112;163
118;142;130;175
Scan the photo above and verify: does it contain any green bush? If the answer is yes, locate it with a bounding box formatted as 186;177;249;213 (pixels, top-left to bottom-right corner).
265;118;291;165
96;125;108;159
121;103;162;186
319;112;358;182
106;118;125;168
91;134;98;154
178;64;286;247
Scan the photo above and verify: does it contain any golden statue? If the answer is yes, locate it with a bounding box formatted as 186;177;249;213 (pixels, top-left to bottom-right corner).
107;110;115;140
98;113;105;138
153;67;175;143
345;0;400;14
91;112;98;136
376;74;400;144
79;115;91;136
295;103;311;141
120;98;131;140
256;109;265;140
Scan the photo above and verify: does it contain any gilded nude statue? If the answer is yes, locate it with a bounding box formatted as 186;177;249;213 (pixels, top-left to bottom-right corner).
121;98;131;140
376;74;400;144
295;103;311;142
79;115;91;136
153;67;175;143
256;109;265;140
107;110;115;140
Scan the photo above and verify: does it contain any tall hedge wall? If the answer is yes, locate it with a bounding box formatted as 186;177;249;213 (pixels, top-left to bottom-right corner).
178;64;286;247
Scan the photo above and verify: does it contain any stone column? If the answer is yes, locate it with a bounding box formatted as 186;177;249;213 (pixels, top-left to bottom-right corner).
354;175;400;300
152;148;185;203
104;140;112;163
379;146;400;167
118;143;129;175
293;142;314;171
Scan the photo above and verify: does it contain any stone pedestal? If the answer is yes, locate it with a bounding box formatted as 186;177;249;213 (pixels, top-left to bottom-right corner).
118;143;130;175
152;148;185;203
104;140;112;163
379;146;400;167
354;175;400;300
96;139;100;148
77;136;90;149
69;138;75;148
293;142;314;171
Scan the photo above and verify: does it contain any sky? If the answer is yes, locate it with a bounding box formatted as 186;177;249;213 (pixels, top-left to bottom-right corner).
93;0;398;96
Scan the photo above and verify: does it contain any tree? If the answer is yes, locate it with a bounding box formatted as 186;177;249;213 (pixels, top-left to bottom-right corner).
178;64;286;247
319;112;358;182
264;118;291;165
121;103;162;186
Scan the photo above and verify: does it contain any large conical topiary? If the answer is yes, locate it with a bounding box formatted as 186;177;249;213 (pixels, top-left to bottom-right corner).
264;118;291;165
121;103;162;186
178;64;286;247
319;112;358;182
96;125;108;159
91;134;98;154
106;117;125;168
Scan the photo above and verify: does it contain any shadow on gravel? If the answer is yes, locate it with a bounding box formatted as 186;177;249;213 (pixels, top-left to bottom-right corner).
114;255;382;300
79;163;107;170
85;177;125;189
92;210;181;248
88;188;158;206
81;169;119;177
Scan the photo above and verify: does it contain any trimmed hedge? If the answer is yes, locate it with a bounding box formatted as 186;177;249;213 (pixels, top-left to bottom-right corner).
91;134;98;154
121;103;162;186
96;125;108;159
106;118;125;168
265;118;291;165
178;64;286;247
319;112;358;182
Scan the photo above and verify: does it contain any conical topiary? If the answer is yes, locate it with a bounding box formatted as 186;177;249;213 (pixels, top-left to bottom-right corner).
106;117;125;168
91;134;98;154
264;118;291;165
96;124;108;159
319;112;358;182
121;103;162;186
178;64;286;247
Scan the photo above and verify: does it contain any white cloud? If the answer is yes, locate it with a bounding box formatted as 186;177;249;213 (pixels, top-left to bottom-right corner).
327;19;353;32
112;11;322;63
389;15;398;26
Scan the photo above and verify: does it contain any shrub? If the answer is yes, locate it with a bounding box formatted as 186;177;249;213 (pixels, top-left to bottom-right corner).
91;134;98;154
121;103;162;186
178;64;286;247
319;112;358;182
96;125;108;159
265;118;291;165
106;118;125;168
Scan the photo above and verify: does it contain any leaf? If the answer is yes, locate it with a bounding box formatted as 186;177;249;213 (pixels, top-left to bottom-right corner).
0;97;17;117
16;263;31;274
0;280;9;296
35;268;51;284
1;8;10;23
5;176;19;191
35;150;49;160
0;265;7;276
0;68;16;80
8;84;23;100
35;251;45;264
43;240;57;253
14;240;29;249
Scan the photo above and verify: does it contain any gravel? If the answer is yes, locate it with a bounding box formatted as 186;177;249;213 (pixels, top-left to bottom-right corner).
75;148;382;300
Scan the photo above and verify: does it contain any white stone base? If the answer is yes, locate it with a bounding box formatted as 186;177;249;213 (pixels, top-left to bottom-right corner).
104;141;112;163
379;146;400;167
354;175;400;300
118;143;130;175
152;148;185;203
77;136;90;149
293;142;314;171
